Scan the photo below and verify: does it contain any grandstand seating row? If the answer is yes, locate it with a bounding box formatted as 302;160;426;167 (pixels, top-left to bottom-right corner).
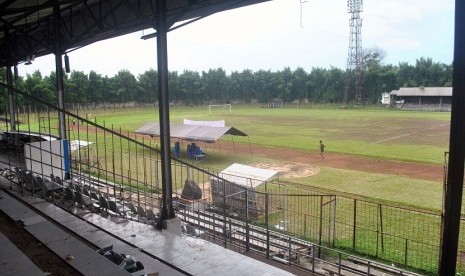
2;167;159;224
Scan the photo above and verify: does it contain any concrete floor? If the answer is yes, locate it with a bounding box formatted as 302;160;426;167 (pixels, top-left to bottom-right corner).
0;182;296;276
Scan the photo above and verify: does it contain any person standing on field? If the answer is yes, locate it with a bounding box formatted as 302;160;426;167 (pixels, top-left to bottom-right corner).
319;140;325;160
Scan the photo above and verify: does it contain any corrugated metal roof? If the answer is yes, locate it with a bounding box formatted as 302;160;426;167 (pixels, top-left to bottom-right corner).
218;163;278;188
134;122;247;143
395;87;452;97
0;0;270;67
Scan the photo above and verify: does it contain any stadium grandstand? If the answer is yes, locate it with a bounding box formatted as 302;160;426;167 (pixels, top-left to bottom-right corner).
382;87;452;111
1;1;465;275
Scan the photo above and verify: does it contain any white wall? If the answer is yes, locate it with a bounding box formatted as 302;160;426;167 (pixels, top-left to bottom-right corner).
381;92;391;105
24;139;70;179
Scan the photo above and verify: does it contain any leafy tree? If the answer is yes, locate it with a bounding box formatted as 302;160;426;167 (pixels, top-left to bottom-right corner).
201;68;228;103
229;69;255;102
65;70;88;103
414;57;450;87
397;62;417;87
168;71;180;102
307;67;327;103
87;71;105;103
291;67;309;102
113;70;137;102
179;70;202;105
276;67;293;101
137;69;158;103
7;55;453;106
25;71;55;109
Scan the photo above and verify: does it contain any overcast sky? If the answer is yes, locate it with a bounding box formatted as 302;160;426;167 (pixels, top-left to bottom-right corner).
19;0;454;77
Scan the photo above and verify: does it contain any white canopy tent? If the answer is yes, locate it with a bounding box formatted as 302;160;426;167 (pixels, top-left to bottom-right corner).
69;140;94;152
135;120;252;156
134;121;247;143
183;119;226;128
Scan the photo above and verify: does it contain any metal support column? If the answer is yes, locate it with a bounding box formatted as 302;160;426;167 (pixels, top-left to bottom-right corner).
6;65;15;130
53;1;66;140
156;0;176;229
439;1;465;274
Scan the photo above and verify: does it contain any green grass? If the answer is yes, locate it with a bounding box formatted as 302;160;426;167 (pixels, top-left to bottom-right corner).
82;106;450;165
288;167;443;211
12;105;452;274
252;182;441;274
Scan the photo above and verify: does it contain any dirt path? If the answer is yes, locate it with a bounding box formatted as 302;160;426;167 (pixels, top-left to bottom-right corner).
213;141;444;182
71;125;445;182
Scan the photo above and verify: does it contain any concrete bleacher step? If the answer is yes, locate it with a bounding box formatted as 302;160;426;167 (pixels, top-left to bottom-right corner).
0;232;44;276
14;191;187;275
2;188;297;276
0;190;131;276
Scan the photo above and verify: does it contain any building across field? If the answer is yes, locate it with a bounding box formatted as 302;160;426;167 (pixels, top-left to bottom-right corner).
382;87;452;111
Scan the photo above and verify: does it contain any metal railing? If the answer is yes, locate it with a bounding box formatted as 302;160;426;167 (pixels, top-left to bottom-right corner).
0;84;457;275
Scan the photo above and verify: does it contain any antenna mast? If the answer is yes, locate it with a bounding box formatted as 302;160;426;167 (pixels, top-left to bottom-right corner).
345;0;363;103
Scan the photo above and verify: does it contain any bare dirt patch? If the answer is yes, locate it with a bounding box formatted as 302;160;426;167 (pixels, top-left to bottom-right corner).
74;125;445;183
215;141;444;182
253;162;320;179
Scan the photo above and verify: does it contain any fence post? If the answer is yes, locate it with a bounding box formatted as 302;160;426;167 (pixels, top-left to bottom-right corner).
304;214;307;238
213;212;216;242
223;184;227;249
197;209;201;237
246;189;250;252
288;236;292;266
319;195;323;247
404;239;408;266
222;179;227;248
229;219;232;243
265;193;270;258
332;196;337;247
311;244;316;273
379;204;384;252
353;199;357;251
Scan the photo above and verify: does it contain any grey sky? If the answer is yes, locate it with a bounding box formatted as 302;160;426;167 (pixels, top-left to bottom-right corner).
20;0;454;77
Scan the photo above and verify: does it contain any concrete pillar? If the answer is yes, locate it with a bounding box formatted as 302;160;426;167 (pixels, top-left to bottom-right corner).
6;65;15;130
54;1;66;140
439;0;465;274
155;0;176;229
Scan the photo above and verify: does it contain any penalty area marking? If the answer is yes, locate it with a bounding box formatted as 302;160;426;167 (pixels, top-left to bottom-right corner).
372;123;449;144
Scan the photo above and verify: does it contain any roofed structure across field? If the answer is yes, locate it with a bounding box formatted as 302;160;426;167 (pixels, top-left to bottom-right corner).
383;87;452;111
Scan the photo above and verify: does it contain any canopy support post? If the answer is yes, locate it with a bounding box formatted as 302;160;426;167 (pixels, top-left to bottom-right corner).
248;136;252;156
231;136;236;154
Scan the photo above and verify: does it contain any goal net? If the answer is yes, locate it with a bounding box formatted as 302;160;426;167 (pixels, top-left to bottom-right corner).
208;104;232;115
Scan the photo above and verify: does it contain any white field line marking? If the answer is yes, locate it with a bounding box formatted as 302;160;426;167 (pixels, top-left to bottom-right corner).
372;123;450;144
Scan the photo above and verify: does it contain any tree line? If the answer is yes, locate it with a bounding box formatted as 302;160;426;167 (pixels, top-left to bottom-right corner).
1;56;452;111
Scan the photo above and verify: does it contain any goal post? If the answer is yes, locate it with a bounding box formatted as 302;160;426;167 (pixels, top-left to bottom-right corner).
208;104;232;115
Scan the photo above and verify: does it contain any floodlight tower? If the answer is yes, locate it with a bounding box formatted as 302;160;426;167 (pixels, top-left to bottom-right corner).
345;0;363;103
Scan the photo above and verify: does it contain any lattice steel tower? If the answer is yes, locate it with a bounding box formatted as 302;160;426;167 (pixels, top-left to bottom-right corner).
345;0;363;103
